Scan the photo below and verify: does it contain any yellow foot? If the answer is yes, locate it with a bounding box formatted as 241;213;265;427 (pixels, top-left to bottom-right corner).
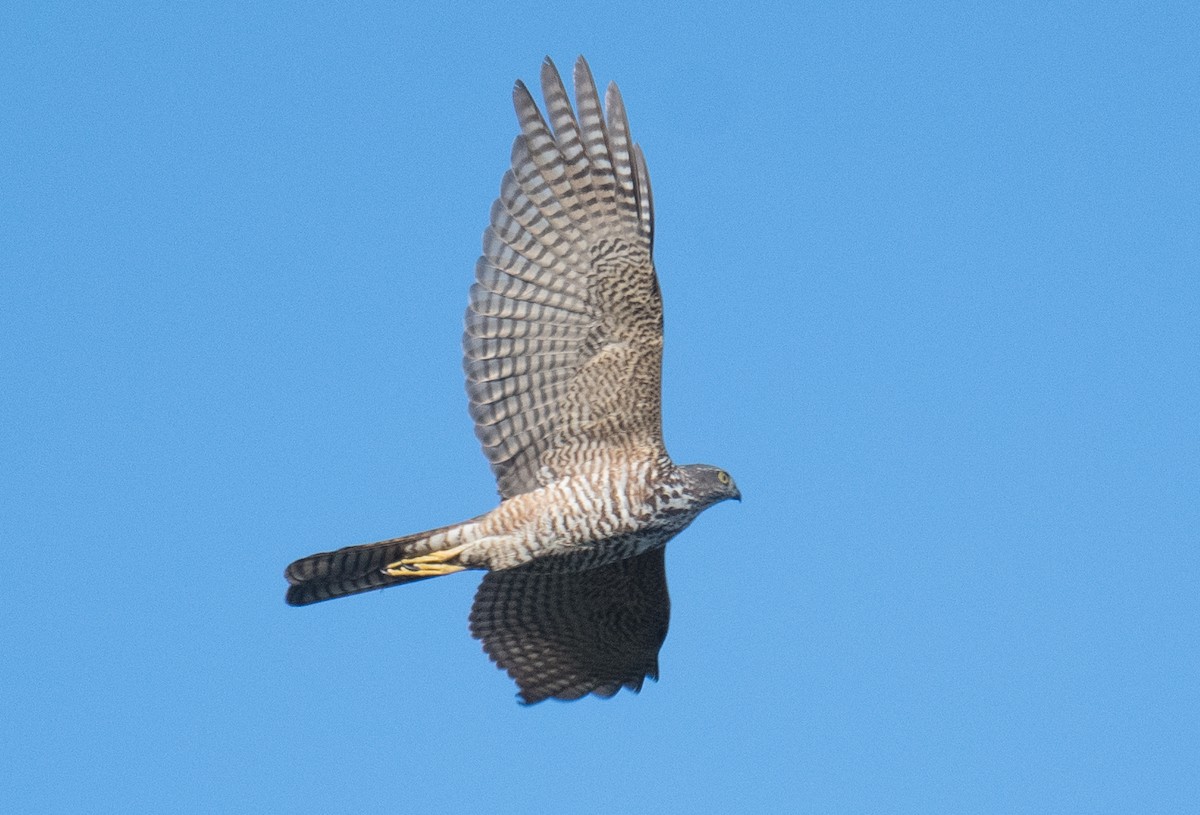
382;545;469;578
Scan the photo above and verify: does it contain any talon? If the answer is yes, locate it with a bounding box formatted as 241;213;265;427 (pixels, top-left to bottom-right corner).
383;544;470;578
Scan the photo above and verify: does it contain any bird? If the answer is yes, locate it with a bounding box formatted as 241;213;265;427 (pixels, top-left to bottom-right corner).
284;56;740;704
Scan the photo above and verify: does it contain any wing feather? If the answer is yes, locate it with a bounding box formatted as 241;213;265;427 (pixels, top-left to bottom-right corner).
465;56;664;498
469;548;670;704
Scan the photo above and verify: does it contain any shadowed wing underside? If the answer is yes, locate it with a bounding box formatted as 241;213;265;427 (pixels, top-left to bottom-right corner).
469;548;670;704
464;57;663;501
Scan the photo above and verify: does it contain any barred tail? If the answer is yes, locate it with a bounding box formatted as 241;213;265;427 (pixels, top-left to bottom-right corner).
284;520;476;606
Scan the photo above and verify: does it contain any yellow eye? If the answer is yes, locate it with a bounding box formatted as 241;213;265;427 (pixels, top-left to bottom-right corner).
716;470;730;485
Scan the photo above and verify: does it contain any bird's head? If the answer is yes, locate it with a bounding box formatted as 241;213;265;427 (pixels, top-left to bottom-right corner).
678;463;742;508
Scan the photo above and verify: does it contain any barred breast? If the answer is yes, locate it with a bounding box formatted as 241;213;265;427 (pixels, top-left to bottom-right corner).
462;457;698;571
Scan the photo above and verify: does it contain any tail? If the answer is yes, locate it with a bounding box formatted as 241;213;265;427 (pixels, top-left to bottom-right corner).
284;519;477;606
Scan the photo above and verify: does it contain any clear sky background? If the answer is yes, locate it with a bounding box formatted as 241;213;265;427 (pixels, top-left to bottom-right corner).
3;2;1197;813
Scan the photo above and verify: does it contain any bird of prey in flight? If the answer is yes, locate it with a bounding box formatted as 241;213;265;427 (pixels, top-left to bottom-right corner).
285;56;740;704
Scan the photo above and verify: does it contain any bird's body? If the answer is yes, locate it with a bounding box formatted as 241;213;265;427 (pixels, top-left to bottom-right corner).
285;57;739;704
286;456;728;594
459;457;695;571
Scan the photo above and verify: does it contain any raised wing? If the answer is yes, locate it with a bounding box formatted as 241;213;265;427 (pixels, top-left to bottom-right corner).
464;56;664;499
468;548;670;704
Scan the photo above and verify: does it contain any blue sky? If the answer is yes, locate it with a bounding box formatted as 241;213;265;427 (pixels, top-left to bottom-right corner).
3;1;1197;812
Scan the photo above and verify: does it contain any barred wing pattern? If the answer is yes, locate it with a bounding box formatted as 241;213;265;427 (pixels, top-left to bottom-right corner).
469;548;670;704
464;57;664;499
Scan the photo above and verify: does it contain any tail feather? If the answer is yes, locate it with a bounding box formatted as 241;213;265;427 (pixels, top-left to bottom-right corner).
285;520;475;606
